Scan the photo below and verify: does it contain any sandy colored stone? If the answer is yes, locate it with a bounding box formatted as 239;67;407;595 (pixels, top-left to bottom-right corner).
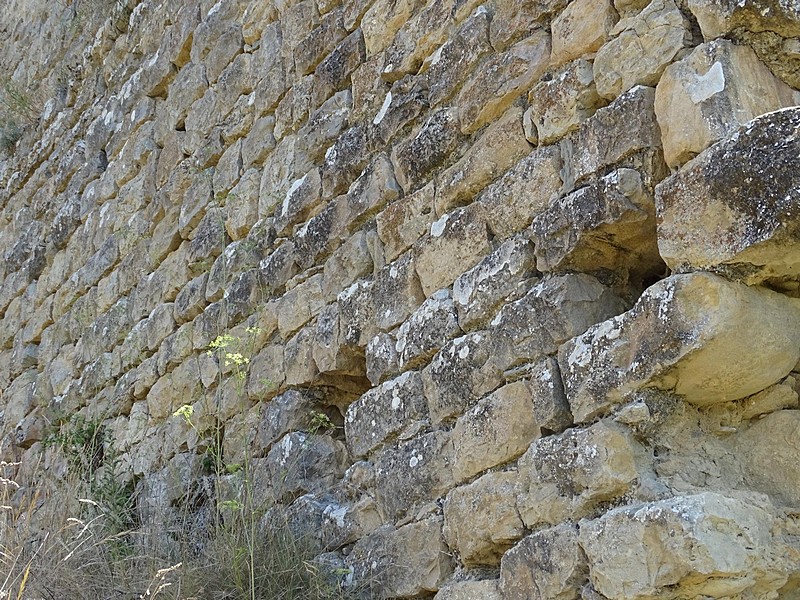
433;580;501;600
551;0;618;66
395;289;460;370
376;182;435;263
654;39;800;169
594;0;692;100
656;107;800;287
443;471;523;566
560;273;800;423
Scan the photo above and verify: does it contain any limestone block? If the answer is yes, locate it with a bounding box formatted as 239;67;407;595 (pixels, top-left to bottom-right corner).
258;242;299;298
247;343;286;399
435;105;530;214
361;0;425;57
322;230;374;301
366;332;400;385
294;7;346;76
345;371;428;458
273;169;322;237
734;410;800;507
372;250;426;332
224;169;260;240
283;326;319;387
370;75;428;146
451;382;540;482
528;58;604;145
338;280;376;347
373;431;455;521
422;332;505;424
551;0;618;67
562;85;662;188
282;492;376;553
187;208;227;275
395;289;460;370
376;182;435;263
490;0;568;51
524;357;573;434
344;153;401;231
491;274;627;372
320;126;368;199
293;199;347;270
443;472;523;566
530;168;662;284
594;0;692;101
414;203;491;297
352;53;390;124
517;421;643;527
347;517;454;597
560;273;800;423
253;389;327;453
312;30;365;110
655;40;800;169
2;370;36;429
499;524;588;600
477;145;562;238
267;432;349;502
579;493;792;599
252;23;287;116
296;90;352;165
656;107;800;287
156;323;193;377
425;8;493;107
277;274;325;338
392;107;463;194
453;235;536;331
312;303;365;376
146;359;201;422
456;30;551;134
687;0;800;40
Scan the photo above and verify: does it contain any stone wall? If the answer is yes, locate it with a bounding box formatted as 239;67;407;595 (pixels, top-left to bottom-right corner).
2;0;800;597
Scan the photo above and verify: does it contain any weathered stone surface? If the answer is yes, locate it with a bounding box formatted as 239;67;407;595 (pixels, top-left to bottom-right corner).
435;105;530;215
311;302;365;377
656;107;800;287
451;381;540;482
347;517;454;597
528;58;605;145
345;371;428;459
422;332;505;424
499;524;588;600
376;182;435;263
456;30;551;134
551;0;618;67
491;274;627;372
524;357;573;434
361;0;425;57
490;0;568;51
453;236;536;331
372;251;426;332
373;431;454;521
530;168;662;285
414;203;491;297
443;471;523;566
266;432;349;502
560;273;800;423
562;85;663;189
579;493;793;599
517;420;646;528
655;40;800;169
477;145;563;238
370;75;428;146
433;580;501;600
594;0;692;100
386;290;456;368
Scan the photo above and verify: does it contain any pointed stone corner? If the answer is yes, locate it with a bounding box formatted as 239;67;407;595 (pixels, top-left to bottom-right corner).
559;272;800;423
656;106;800;288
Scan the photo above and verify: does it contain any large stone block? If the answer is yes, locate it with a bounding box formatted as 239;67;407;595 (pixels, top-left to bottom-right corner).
443;471;523;566
530;168;662;286
594;0;692;100
656;107;800;287
499;524;588;600
376;182;435;263
433;580;501;600
560;273;800;423
551;0;618;67
579;493;793;599
456;30;551;134
395;289;460;370
266;432;349;502
654;40;800;169
517;420;645;527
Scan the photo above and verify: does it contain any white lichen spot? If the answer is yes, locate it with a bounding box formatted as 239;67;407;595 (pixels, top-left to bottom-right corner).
373;92;393;126
282;174;308;216
688;62;725;104
568;338;593;369
428;45;444;67
458;345;470;360
431;214;449;237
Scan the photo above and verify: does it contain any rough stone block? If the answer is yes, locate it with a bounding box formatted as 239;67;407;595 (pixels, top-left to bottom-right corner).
433;580;501;600
524;357;573;434
266;432;349;502
579;493;791;599
560;273;800;423
517;420;644;528
372;250;426;332
456;30;551;134
395;289;460;370
499;524;588;600
376;182;435;263
656;107;800;287
451;381;540;482
490;0;567;51
655;40;800;169
551;0;618;66
443;471;523;566
345;370;428;458
453;235;536;331
414;203;491;297
594;0;692;100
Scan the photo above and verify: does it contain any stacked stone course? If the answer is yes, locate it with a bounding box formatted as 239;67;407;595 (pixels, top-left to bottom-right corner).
2;0;800;597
